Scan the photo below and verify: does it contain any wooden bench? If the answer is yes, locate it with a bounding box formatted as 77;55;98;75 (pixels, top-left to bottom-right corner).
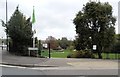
28;47;38;57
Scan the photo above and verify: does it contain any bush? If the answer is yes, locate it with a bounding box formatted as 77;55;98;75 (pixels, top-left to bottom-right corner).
112;42;120;53
67;53;72;58
67;50;95;58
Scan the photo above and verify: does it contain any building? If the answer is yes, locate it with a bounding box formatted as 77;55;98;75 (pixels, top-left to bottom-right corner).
118;1;120;34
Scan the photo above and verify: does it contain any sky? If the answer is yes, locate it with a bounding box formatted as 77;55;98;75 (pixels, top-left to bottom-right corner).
0;0;119;40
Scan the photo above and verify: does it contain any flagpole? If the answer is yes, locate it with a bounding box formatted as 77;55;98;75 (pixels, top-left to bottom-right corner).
33;30;36;48
32;6;36;48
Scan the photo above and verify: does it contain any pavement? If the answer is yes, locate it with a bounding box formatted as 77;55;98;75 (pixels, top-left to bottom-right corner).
0;48;119;69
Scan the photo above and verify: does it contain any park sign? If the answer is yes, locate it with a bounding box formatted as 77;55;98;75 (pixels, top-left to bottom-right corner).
93;45;97;50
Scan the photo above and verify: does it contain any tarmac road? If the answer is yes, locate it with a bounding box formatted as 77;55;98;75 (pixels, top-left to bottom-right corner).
1;64;119;75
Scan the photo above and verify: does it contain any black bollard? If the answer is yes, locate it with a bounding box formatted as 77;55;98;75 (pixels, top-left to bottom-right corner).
48;43;51;58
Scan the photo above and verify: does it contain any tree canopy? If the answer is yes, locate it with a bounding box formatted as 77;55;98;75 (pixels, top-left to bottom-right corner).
113;34;120;53
73;1;116;58
4;6;33;55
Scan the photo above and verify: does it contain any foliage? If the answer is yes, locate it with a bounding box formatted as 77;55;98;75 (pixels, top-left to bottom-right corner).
102;53;120;59
112;34;120;53
35;37;38;47
4;6;33;55
67;45;74;51
73;1;116;59
49;40;59;50
58;37;69;49
57;37;74;50
67;50;95;58
60;37;68;49
113;42;120;53
46;36;59;49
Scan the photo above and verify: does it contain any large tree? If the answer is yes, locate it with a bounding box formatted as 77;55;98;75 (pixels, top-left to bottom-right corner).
73;1;116;59
4;6;33;55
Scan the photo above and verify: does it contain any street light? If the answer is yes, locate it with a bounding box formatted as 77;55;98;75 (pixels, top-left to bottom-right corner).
6;0;9;51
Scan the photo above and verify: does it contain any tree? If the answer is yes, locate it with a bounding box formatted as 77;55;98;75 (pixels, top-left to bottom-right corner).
73;1;116;59
113;34;120;53
57;37;74;49
35;37;38;47
46;36;59;49
3;6;33;55
103;26;115;52
59;37;69;49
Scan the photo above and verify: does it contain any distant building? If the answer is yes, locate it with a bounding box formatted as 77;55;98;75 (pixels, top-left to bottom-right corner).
42;43;48;49
118;1;120;34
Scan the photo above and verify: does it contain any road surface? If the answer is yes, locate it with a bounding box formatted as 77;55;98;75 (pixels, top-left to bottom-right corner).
1;64;118;76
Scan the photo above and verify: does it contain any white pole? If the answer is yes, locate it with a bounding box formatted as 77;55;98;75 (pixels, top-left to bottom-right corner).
33;30;35;48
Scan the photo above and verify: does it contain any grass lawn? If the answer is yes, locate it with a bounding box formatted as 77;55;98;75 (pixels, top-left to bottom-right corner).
94;53;120;59
40;49;120;59
40;49;71;58
102;53;120;59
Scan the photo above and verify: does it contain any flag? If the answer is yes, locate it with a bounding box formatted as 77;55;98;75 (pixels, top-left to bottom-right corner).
32;6;35;24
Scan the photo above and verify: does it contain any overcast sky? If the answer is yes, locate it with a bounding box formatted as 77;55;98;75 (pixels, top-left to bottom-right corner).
0;0;119;40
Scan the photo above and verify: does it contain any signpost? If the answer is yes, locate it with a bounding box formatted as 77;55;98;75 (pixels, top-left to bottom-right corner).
93;45;97;50
28;47;38;57
93;45;97;53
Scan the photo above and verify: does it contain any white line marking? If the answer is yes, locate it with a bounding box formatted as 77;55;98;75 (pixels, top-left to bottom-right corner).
0;64;59;70
0;64;26;69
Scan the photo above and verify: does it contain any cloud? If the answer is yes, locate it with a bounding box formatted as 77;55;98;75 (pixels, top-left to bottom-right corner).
0;0;119;40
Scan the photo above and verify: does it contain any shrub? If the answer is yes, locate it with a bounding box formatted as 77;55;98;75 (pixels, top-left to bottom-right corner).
67;49;95;58
67;53;72;58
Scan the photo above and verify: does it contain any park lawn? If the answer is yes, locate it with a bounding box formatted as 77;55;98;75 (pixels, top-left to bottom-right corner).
94;53;120;59
41;49;120;59
51;50;70;58
102;53;120;59
41;49;71;58
41;50;49;57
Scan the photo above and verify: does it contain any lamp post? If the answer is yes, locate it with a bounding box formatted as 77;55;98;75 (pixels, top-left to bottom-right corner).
6;0;9;51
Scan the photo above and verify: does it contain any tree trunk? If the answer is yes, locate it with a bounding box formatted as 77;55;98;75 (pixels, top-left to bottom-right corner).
98;52;102;59
98;44;102;59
